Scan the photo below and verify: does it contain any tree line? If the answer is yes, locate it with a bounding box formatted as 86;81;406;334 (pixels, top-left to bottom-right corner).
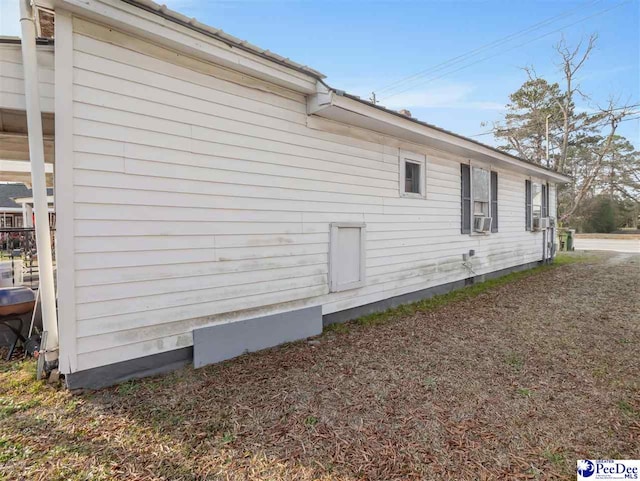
486;34;639;232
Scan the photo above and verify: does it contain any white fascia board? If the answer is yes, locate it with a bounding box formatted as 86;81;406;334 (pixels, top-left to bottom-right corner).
310;91;570;184
13;196;55;204
0;160;54;173
51;0;318;94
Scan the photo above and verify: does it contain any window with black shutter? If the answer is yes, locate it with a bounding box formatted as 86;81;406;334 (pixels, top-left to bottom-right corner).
525;180;532;231
541;183;548;218
491;171;498;232
461;164;471;234
546;182;551;218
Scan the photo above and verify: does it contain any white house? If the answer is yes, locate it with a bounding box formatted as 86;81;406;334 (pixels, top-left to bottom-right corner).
0;0;570;388
0;183;55;229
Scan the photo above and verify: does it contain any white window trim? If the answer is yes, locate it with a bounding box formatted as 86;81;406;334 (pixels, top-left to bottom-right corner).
468;162;493;236
399;150;426;198
526;178;543;232
329;222;367;292
531;181;543;221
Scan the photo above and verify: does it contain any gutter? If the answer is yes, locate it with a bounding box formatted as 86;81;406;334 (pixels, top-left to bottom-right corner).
0;36;54;45
19;0;59;368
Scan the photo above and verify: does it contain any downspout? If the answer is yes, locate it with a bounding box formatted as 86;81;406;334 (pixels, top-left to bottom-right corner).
19;0;59;367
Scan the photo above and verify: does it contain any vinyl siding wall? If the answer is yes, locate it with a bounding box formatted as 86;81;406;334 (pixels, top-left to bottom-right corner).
66;18;556;372
0;44;54;113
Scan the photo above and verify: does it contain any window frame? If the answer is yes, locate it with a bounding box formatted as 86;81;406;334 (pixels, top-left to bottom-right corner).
532;182;543;221
541;182;549;218
462;162;496;235
525;179;546;231
329;222;367;292
399;150;426;198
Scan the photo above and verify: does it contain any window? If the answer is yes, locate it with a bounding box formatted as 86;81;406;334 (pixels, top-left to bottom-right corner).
525;180;544;230
472;167;490;217
462;165;497;234
329;223;366;292
399;151;426;197
405;161;421;194
532;182;542;220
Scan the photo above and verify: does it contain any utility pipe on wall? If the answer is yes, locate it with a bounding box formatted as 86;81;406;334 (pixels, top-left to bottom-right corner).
19;0;58;365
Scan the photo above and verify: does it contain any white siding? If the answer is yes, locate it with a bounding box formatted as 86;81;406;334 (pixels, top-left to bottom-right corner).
66;19;551;371
0;44;55;113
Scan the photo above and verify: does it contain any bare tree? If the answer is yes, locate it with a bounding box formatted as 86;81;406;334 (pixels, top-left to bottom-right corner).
490;33;639;226
559;102;635;222
554;34;597;173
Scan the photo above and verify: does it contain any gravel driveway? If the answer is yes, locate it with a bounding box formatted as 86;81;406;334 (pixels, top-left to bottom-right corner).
1;252;639;480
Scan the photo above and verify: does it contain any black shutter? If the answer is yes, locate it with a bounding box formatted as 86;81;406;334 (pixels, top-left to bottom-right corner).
541;183;548;218
525;180;532;231
546;182;551;217
461;164;471;234
491;171;498;232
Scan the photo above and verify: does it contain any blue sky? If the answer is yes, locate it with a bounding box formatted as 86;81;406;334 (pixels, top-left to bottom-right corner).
1;0;638;147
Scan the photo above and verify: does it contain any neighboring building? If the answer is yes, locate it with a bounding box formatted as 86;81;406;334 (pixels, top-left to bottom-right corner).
0;183;31;228
0;0;570;388
0;183;54;229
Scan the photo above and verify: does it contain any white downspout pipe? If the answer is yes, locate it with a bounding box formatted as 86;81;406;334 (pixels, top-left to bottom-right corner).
19;0;58;365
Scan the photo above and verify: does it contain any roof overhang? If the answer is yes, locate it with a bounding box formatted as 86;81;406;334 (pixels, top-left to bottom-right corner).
13;195;55;206
48;0;321;94
0;160;54;186
309;85;571;184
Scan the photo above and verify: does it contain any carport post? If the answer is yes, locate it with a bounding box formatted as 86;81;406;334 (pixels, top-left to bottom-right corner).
19;0;58;365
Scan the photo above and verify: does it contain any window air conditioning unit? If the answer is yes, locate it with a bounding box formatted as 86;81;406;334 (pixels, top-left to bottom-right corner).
473;216;492;233
549;217;556;227
533;217;550;231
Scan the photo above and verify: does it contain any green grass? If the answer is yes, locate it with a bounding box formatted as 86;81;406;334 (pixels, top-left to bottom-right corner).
516;387;533;398
219;432;235;445
0;437;30;464
116;380;142;396
0;398;40;420
303;416;319;427
325;253;592;335
505;352;525;371
423;377;438;390
542;447;566;466
617;400;639;418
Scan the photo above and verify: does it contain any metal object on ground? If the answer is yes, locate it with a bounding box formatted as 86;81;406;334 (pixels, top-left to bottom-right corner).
0;287;36;360
37;330;47;381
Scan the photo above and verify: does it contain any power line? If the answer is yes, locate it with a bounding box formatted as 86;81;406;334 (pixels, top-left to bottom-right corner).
470;112;638;139
378;1;630;103
374;0;600;96
469;130;494;138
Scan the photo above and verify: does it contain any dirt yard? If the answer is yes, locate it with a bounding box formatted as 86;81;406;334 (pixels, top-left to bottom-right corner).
1;252;639;480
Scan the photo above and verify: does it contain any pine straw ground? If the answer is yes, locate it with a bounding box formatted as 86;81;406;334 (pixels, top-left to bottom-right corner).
1;252;639;481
